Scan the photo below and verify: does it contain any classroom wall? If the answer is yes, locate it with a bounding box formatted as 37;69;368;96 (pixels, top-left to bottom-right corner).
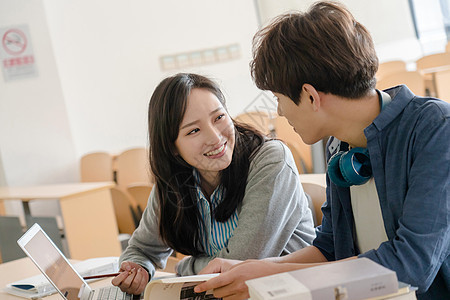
43;0;261;157
0;0;261;216
0;0;77;216
0;0;442;218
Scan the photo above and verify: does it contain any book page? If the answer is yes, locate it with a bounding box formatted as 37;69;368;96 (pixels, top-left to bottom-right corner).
144;274;220;300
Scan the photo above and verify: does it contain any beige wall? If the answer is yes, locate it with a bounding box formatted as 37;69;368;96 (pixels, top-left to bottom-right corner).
0;0;77;217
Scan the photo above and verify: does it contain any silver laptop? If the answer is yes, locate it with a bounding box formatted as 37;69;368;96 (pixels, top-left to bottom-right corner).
17;223;142;300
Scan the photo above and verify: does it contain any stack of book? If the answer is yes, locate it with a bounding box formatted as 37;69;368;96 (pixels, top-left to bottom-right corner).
245;258;417;300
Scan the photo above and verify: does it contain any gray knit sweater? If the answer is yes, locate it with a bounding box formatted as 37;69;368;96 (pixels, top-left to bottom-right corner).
119;140;316;278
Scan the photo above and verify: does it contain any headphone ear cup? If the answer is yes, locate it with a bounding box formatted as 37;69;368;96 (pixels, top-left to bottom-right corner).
327;148;372;187
327;151;353;187
339;148;372;186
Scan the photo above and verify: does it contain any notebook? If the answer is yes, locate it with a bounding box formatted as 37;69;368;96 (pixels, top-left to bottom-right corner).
17;223;142;300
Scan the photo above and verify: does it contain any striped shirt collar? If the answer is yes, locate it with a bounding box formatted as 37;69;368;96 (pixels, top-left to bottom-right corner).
192;169;223;207
192;169;238;256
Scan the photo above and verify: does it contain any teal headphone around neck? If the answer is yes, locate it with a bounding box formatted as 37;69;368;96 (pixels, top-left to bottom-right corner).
327;90;392;187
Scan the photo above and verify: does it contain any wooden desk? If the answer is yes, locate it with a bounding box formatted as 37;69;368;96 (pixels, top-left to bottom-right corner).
0;257;172;300
0;182;121;259
0;257;80;300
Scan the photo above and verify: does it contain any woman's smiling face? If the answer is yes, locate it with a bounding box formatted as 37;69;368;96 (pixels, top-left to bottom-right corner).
175;88;235;180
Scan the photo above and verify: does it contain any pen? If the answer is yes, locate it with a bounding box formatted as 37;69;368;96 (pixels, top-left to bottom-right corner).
83;272;120;280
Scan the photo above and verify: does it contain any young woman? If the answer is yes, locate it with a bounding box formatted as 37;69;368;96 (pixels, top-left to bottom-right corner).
112;73;315;295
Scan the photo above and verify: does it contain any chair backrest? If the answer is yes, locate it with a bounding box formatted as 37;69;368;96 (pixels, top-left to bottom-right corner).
376;60;407;80
274;116;312;173
25;216;65;255
301;182;326;227
416;52;450;72
110;187;139;235
80;152;113;182
435;69;450;103
299;173;326;227
446;41;450;53
127;183;153;212
160;256;181;273
284;142;307;174
376;71;425;96
234;111;275;136
0;216;26;263
115;148;152;190
0;201;5;215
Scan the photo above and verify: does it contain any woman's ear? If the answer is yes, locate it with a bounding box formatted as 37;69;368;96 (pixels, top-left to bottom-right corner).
172;145;179;156
302;84;321;110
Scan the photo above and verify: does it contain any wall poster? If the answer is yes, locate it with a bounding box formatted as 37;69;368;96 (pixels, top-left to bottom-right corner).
0;24;38;81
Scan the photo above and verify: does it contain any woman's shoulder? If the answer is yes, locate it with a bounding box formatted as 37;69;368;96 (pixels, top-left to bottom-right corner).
250;139;292;166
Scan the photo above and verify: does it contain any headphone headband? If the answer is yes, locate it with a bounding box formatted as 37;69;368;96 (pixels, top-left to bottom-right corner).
377;89;392;110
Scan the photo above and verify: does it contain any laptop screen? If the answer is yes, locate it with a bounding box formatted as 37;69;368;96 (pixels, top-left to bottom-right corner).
22;228;85;300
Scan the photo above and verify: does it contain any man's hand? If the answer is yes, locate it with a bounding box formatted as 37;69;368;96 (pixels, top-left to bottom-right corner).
199;258;243;275
194;259;283;300
111;261;149;295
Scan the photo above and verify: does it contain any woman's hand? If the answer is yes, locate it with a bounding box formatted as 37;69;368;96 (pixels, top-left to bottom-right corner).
111;261;149;295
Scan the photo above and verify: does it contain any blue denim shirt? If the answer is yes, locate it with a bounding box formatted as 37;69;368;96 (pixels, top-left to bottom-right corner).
313;85;450;299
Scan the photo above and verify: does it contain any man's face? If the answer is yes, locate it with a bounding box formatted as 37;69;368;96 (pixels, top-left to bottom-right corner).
274;92;322;145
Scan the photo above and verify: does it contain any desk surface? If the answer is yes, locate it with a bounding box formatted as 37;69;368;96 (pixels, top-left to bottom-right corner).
0;257;81;300
0;257;172;300
0;182;115;201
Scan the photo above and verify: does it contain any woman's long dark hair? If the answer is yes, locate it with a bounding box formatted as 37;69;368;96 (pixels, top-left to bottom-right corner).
148;73;265;255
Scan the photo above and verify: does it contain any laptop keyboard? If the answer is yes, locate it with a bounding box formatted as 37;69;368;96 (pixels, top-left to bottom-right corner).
95;286;140;300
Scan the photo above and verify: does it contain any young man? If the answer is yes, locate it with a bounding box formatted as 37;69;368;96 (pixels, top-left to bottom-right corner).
194;2;450;299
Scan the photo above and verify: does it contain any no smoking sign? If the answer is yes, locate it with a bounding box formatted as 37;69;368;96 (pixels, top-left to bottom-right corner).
0;24;37;81
2;28;28;55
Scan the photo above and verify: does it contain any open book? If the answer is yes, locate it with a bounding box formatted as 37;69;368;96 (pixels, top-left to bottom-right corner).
144;273;221;300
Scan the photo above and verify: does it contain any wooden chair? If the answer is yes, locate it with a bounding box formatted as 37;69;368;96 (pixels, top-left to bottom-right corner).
274;116;312;173
158;256;181;273
285;142;308;174
115;148;152;190
416;52;450;97
435;69;450;103
0;200;5;215
416;52;450;71
376;60;407;80
110;187;140;235
301;182;326;227
80;152;113;182
127;183;153;213
299;173;326;226
0;216;26;263
234;111;275;136
376;71;425;96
